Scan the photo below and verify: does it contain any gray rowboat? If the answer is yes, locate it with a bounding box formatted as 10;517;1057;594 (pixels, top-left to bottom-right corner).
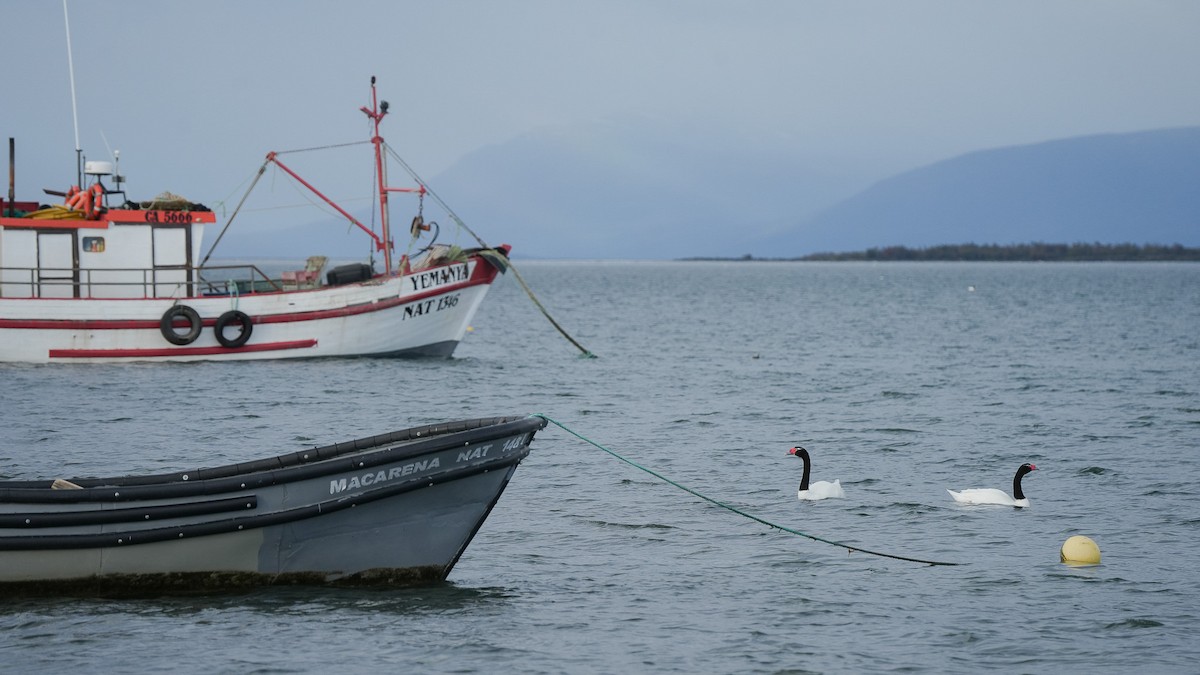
0;415;547;595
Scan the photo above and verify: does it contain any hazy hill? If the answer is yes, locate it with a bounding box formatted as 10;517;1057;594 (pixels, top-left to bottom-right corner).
761;126;1200;256
429;116;868;259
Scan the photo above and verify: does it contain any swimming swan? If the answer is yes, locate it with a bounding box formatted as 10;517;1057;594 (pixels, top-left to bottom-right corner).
788;446;845;500
948;463;1037;508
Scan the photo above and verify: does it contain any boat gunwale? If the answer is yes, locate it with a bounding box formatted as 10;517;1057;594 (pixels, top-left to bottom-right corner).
0;416;546;503
0;247;505;314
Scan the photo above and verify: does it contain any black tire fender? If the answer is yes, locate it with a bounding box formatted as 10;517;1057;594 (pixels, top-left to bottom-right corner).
214;310;254;349
160;305;202;346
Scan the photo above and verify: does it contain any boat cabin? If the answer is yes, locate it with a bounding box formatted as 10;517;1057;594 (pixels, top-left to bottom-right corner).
1;160;214;300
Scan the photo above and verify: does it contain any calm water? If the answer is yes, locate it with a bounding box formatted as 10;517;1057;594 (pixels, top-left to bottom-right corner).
1;261;1198;673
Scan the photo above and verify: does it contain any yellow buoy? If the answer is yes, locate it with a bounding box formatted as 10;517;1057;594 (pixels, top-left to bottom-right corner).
1061;535;1101;565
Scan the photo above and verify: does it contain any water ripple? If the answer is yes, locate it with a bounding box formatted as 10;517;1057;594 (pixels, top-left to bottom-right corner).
2;262;1199;673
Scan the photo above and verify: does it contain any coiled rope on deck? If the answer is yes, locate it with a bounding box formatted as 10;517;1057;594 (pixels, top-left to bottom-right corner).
532;414;960;567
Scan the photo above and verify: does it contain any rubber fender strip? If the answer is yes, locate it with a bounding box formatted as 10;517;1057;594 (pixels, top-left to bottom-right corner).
0;495;257;529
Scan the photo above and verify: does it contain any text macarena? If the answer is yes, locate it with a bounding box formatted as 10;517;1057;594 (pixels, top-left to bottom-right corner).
329;457;441;494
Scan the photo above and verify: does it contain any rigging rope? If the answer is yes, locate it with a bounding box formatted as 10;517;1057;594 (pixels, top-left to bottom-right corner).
531;414;961;567
199;158;270;269
273;140;372;155
385;145;596;358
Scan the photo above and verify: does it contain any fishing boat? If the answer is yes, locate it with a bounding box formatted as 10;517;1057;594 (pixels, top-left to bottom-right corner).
0;78;511;363
0;415;546;594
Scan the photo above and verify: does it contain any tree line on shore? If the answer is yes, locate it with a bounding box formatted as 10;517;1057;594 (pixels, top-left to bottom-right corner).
692;243;1200;262
801;243;1200;261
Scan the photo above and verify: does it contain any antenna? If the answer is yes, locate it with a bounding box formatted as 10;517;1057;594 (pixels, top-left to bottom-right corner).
62;0;82;186
101;130;124;186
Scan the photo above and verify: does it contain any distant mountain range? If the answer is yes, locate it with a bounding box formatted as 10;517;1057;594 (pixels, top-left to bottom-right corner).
434;122;1200;259
427;116;868;260
759;126;1200;257
214;122;1200;261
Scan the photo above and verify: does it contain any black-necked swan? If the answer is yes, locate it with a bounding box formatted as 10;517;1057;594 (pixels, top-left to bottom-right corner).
788;446;845;500
948;463;1037;507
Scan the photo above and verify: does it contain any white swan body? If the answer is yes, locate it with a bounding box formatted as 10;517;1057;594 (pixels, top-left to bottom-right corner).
948;463;1037;508
799;480;845;501
788;446;845;500
947;488;1027;507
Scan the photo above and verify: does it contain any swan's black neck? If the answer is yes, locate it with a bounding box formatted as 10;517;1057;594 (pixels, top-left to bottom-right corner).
794;449;811;491
1013;465;1033;500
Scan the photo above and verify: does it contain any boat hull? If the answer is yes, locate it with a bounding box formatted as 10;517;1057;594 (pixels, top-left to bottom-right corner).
0;415;546;594
0;255;504;363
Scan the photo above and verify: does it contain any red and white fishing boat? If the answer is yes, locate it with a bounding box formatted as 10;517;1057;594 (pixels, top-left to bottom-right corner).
0;78;511;363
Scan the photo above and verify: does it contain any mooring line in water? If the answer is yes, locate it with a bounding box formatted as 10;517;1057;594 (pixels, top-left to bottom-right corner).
531;414;960;567
384;145;596;358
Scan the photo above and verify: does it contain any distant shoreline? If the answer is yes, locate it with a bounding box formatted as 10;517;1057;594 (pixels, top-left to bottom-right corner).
683;243;1200;262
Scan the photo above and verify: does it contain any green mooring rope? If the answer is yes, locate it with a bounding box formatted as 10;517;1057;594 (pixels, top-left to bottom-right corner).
531;414;960;567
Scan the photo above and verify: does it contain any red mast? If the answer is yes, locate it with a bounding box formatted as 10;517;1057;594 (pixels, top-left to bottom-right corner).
360;76;393;272
264;77;428;275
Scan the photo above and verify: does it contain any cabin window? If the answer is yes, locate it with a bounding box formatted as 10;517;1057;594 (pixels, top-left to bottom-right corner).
83;237;105;253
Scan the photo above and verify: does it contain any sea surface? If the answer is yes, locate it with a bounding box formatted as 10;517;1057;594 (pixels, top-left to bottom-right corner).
1;261;1198;673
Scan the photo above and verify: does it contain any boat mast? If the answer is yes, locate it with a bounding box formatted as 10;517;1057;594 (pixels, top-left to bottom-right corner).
361;76;393;272
6;139;14;216
62;0;83;187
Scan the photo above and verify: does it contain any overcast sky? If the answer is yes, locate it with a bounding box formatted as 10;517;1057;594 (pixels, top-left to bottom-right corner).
5;1;1199;223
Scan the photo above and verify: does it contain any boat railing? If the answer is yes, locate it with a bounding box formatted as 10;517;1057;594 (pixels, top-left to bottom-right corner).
0;263;282;299
196;264;284;296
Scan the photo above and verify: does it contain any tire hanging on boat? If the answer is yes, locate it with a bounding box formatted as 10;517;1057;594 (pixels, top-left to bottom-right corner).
214;310;253;348
160;305;202;345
